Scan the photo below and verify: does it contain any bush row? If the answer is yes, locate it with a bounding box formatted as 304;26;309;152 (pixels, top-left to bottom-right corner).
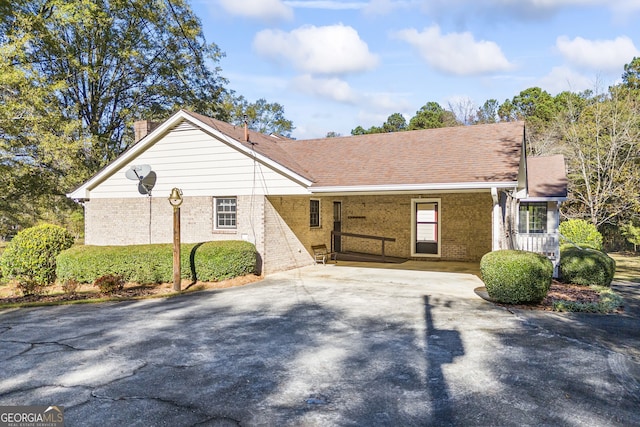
480;250;553;304
56;240;258;284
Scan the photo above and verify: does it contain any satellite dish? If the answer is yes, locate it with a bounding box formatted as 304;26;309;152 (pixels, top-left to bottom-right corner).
138;171;156;195
125;165;156;196
125;164;152;181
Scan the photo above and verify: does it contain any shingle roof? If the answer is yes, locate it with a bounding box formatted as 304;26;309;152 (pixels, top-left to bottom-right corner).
280;121;525;187
185;111;525;188
526;155;568;198
183;110;314;181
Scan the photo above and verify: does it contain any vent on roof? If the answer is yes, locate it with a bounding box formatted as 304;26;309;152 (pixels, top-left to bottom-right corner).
172;120;198;132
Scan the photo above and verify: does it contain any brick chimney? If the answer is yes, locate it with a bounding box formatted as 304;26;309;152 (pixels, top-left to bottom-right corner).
134;120;159;143
244;119;250;142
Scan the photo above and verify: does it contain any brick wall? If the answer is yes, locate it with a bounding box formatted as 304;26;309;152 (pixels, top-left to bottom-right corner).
438;193;493;261
263;198;314;274
85;195;267;272
267;196;334;255
84;192;493;275
266;193;493;262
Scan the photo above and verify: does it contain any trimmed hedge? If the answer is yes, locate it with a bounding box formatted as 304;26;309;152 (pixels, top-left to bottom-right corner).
0;224;74;290
559;245;616;287
480;250;553;304
56;241;258;284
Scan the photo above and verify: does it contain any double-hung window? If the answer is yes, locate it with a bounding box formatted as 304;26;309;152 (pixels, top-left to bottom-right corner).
215;197;237;229
518;202;547;233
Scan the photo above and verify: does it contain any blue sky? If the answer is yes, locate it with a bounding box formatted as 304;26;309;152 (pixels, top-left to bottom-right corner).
191;0;640;139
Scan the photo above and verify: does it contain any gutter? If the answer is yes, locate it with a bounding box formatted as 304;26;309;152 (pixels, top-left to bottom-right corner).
309;181;519;195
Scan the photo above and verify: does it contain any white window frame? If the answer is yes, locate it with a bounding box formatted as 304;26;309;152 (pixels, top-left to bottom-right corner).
214;197;237;230
310;199;321;228
411;198;441;258
518;202;548;234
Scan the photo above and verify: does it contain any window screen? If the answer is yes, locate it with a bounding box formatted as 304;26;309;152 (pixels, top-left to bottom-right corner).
518;202;547;233
216;197;237;229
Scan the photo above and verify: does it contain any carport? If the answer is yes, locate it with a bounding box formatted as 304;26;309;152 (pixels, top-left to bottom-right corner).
328;258;482;277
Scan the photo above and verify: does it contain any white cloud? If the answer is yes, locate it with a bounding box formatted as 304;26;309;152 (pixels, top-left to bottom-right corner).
393;25;514;76
253;24;379;75
556;35;640;72
363;92;413;111
290;75;415;116
537;66;596;94
217;0;293;21
292;75;360;103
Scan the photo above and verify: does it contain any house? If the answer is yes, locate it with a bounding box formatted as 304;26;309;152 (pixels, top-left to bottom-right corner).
67;110;567;275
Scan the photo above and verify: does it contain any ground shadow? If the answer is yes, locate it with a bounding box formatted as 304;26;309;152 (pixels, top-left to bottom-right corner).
0;286;466;425
423;295;464;424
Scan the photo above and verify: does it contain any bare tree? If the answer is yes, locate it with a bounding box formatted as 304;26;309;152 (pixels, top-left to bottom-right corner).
447;97;477;125
556;84;640;227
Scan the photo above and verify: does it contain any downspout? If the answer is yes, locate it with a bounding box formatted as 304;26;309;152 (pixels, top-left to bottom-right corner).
491;187;501;251
504;190;518;250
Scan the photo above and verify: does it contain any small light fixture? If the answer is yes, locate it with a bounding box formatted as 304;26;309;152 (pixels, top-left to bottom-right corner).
168;187;183;207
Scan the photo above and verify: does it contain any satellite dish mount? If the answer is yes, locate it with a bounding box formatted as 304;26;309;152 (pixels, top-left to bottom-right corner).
125;165;156;196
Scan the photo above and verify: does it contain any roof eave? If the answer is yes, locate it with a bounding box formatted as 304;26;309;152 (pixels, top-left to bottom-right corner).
309;181;519;195
520;196;568;202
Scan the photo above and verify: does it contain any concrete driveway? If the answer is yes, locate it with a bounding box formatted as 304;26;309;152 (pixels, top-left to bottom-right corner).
1;265;639;426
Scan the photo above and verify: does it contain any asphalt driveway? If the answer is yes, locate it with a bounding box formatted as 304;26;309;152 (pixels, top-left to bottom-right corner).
1;265;639;426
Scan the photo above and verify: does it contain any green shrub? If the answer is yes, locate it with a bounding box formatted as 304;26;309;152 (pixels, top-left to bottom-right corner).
0;224;74;293
190;241;258;281
559;246;616;287
559;219;603;250
480;250;553;304
552;287;623;313
94;274;125;294
56;240;257;284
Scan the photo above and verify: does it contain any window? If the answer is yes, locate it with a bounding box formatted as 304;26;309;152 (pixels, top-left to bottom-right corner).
518;202;547;233
310;199;320;228
412;198;440;256
216;197;237;229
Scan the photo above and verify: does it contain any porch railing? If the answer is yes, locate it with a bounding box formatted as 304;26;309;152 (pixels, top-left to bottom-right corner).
331;231;396;262
515;233;559;260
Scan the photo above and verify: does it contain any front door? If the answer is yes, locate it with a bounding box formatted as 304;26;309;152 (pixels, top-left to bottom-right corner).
415;200;439;255
333;201;342;253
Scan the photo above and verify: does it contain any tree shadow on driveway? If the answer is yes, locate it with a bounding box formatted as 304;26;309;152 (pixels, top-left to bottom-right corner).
0;286;464;425
1;277;639;426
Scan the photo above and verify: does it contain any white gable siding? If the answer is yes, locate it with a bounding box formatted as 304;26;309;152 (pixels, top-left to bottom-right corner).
88;122;309;199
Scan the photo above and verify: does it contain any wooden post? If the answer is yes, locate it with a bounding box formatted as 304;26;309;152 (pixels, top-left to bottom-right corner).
173;206;181;291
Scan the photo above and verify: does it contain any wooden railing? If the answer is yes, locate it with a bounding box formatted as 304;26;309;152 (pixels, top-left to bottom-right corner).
331;231;396;262
515;233;559;260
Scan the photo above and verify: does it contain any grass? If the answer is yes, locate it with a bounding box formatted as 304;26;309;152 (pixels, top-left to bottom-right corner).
610;252;640;283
